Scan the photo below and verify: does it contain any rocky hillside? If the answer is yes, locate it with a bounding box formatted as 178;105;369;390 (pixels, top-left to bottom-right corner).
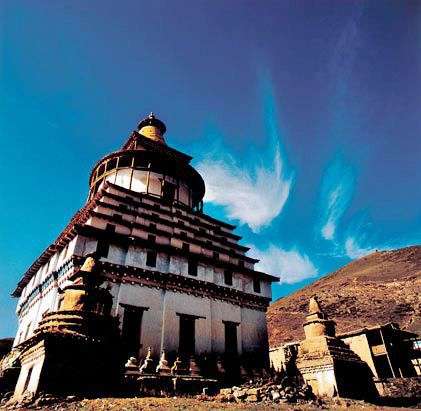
0;339;13;360
267;246;421;347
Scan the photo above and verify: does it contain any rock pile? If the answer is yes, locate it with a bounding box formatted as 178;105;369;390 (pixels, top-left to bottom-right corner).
217;376;314;404
2;392;78;409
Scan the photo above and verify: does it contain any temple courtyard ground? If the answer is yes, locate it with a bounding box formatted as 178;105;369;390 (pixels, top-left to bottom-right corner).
1;397;416;410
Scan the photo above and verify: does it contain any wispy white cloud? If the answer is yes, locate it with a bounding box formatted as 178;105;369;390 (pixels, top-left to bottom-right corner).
343;235;411;260
318;158;355;241
344;237;377;259
249;244;318;284
197;146;292;232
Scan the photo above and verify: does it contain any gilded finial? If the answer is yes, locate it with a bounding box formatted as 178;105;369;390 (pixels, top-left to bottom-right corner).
137;112;166;144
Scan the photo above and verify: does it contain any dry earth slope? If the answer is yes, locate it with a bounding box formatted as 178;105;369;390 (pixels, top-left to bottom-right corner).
267;245;421;347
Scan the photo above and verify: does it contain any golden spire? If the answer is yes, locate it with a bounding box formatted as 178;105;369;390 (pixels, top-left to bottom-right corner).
137;112;166;144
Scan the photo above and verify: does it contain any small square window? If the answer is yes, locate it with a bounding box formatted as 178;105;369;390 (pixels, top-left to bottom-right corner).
150;223;157;231
146;250;157;267
118;155;132;168
96;241;110;258
180;231;187;238
239;260;245;268
97;163;105;176
213;251;219;260
182;243;190;252
113;214;123;222
224;270;233;286
253;278;261;293
106;223;116;232
106;158;118;171
162;182;176;204
188;259;198;276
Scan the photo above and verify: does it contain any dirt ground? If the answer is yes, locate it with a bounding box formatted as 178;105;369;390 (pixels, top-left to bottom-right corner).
8;397;414;411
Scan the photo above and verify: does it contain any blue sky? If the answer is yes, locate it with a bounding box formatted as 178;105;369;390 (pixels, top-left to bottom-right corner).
0;1;420;338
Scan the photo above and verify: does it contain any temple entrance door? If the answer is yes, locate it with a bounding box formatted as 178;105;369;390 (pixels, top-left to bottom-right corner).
121;306;144;359
178;315;195;356
224;322;238;355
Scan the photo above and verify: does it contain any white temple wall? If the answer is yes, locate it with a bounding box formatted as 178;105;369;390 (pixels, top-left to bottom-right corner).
160;291;212;355
137;288;165;357
260;280;272;299
106;281;265;358
210;300;242;354
341;334;377;378
100;240;270;298
14;237;80;346
115;168;131;189
14;293;49;347
107;244;127;265
125;245;144;267
76;235;97;256
202;264;215;283
66;236;78;259
168;255;186;276
131;169;147;192
240;308;268;353
111;283;164;357
178;183;189;205
14;352;45;398
148;172;161;196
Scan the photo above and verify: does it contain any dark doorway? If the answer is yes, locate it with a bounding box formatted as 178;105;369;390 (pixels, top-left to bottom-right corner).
374;354;394;378
224;322;238;355
179;315;195;356
121;306;144;358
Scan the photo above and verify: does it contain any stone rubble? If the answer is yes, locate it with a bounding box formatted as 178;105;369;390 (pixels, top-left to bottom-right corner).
0;392;79;409
216;374;316;405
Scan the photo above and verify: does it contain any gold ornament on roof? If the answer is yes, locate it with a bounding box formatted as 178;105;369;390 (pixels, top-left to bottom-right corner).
137;112;166;144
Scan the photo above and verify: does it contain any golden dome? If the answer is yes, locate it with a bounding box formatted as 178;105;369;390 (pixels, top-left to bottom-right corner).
137;113;166;144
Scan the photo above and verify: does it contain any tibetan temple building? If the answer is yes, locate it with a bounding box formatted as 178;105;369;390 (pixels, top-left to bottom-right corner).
9;114;279;397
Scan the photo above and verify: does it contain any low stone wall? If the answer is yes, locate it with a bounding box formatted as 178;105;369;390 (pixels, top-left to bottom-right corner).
375;376;421;399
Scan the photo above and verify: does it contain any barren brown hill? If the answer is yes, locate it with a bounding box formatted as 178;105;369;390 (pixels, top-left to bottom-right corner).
267;245;421;347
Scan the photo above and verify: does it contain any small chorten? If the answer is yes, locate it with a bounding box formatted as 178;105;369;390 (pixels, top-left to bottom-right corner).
139;347;155;374
137;112;166;144
156;351;171;374
303;296;336;339
188;355;201;377
171;356;187;375
296;296;375;399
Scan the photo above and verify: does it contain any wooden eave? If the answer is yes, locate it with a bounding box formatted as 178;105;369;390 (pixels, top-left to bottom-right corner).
99;190;240;239
107;182;236;230
90;209;254;262
11;188;106;298
76;224;279;282
12;182;278;298
17;255;273;316
121;132;193;162
95;199;248;251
